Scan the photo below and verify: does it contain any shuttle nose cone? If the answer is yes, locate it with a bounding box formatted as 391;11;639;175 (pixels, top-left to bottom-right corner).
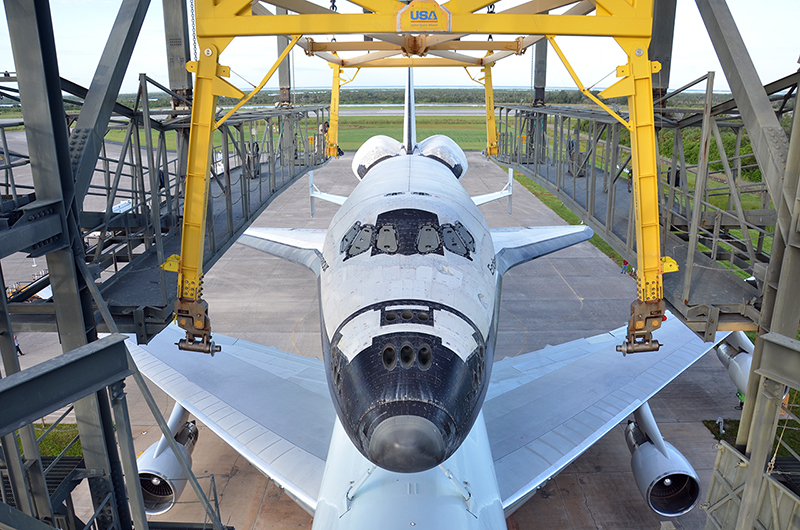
367;415;446;473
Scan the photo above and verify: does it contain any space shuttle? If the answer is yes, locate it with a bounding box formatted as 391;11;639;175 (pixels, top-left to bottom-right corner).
129;70;725;528
246;69;592;475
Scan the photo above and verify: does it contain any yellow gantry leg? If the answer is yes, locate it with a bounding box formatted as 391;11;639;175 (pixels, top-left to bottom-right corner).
326;63;342;158
175;41;243;354
325;63;359;158
482;64;498;156
548;31;674;353
607;37;670;353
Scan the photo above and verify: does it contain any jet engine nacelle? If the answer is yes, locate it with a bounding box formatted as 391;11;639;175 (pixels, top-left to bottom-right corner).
137;415;198;515
715;330;754;397
624;421;700;517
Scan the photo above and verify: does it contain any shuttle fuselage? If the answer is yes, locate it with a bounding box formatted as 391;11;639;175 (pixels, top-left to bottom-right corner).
319;154;500;472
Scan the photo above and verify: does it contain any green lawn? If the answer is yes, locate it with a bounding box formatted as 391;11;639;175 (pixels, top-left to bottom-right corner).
17;423;83;458
513;172;624;266
337;115;486;151
706;389;800;458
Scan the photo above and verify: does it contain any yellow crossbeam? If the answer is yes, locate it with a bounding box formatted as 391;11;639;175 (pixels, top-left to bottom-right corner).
197;14;651;39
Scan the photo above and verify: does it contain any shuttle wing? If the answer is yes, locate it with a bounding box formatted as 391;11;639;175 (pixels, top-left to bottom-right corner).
491;225;593;275
238;228;327;276
127;325;334;515
484;314;728;515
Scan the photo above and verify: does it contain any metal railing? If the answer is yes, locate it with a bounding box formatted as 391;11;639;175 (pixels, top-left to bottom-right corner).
494;71;796;337
3;75;331;342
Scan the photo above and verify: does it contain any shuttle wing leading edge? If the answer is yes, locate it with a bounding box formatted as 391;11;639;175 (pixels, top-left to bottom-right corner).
237;225;593;278
490;225;593;275
238;228;327;276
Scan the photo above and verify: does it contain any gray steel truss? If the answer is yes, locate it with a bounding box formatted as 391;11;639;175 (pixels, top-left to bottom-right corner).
1;0;330;528
494;68;794;337
495;2;800;529
2;94;330;340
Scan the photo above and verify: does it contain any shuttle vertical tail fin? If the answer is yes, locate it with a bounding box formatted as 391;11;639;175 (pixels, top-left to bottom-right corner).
403;68;416;154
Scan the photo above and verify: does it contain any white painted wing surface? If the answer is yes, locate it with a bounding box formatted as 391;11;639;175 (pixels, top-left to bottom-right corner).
491;226;594;275
238;228;327;276
485;314;728;515
127;325;335;515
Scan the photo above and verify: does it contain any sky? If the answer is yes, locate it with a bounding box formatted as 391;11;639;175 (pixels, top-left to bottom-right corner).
0;0;797;95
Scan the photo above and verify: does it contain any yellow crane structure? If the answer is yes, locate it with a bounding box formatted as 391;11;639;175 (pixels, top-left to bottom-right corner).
174;0;673;354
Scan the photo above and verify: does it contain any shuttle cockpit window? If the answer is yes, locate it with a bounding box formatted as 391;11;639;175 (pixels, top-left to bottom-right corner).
341;209;476;259
340;222;362;253
441;225;467;256
348;225;374;257
376;225;399;253
454;221;475;253
417;225;441;254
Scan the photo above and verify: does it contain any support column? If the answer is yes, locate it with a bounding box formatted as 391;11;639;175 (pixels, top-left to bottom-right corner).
4;2;122;527
533;22;547;106
483;64;497;156
326;63;342;158
109;381;149;530
69;0;151;204
175;33;242;353
162;0;193;105
696;0;793;451
603;36;669;353
0;268;49;521
163;0;193;187
277;8;292;107
649;0;677;105
734;377;782;530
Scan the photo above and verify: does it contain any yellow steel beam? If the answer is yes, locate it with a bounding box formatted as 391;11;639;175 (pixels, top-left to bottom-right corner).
326;62;360;156
311;41;402;52
342;51;401;67
542;11;671;353
309;40;521;53
197;14;651;39
546;36;631;130
465;65;497;154
345;58;479;67
439;0;491;15
612;36;672;354
345;0;403;14
616;38;664;303
175;42;244;353
482;65;498;155
430;41;519;51
326;62;342;158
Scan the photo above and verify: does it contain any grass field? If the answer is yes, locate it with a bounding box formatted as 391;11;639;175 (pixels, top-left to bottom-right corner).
705;389;800;458
337;115;486;151
17;423;83;458
101;115;488;153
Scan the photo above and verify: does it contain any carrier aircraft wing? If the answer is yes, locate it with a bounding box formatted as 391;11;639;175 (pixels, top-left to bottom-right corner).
127;325;334;514
484;314;729;514
129;310;723;518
